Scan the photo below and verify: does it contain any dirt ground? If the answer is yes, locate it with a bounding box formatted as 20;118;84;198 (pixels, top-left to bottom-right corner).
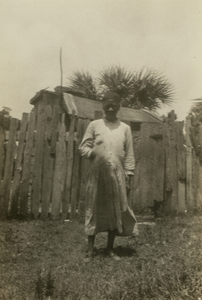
0;214;202;300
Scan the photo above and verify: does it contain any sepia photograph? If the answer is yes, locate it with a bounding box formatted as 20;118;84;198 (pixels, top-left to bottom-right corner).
0;0;202;299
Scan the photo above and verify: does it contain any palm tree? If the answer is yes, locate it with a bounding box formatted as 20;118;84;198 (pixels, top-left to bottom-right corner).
128;68;174;111
68;71;97;100
97;66;134;101
68;66;174;111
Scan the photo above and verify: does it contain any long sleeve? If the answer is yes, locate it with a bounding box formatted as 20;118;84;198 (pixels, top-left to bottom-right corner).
78;122;94;158
124;126;135;175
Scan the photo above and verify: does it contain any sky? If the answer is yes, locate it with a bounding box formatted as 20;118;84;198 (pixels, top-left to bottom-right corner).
0;0;202;121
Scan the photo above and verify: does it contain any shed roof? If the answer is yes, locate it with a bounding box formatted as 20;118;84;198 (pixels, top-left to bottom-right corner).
63;93;162;123
30;89;162;123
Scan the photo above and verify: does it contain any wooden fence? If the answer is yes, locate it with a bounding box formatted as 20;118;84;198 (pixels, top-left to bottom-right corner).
0;106;201;220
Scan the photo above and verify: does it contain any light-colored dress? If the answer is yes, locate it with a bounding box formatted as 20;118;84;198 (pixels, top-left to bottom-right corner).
79;118;138;236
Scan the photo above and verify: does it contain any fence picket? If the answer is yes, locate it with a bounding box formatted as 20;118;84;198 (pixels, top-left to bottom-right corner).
131;128;141;212
50;105;60;155
41;105;54;219
0;126;5;198
51;113;66;219
63;112;75;219
186;116;193;211
176;121;186;212
196;124;202;210
10;113;29;216
0;118;18;217
20;111;36;215
32;104;46;218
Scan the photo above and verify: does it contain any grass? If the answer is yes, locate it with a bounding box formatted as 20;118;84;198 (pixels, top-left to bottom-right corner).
0;214;202;300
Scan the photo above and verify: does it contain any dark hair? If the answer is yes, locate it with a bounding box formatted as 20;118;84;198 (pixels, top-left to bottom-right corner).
102;91;121;103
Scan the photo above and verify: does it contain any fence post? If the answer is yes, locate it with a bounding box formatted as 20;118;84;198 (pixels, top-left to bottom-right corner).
0;118;18;218
31;104;46;218
20;110;36;216
51;113;66;220
10;113;29;217
176;121;186;213
186;116;193;211
0;124;5;200
41;105;54;219
196;124;202;210
63;112;75;219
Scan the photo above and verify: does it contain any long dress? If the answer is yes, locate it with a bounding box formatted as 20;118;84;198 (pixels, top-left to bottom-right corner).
79;118;138;236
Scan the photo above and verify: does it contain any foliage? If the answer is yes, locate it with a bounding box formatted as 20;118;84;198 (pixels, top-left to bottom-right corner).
128;68;174;110
68;66;174;111
68;71;97;100
0;106;12;116
0;215;202;299
189;102;202;133
97;66;135;103
0;106;12;130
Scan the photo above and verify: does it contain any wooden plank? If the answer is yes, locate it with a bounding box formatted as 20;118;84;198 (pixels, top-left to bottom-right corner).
10;113;29;217
131;129;141;212
192;150;199;209
139;123;164;213
176;121;186;213
41;105;54;219
186;116;193;211
31;104;46;218
196;124;202;210
20;111;36;216
51;113;66;219
63;112;75;219
0;118;18;217
70;118;83;219
0;126;5;198
50;105;60;155
162;118;172;213
169;111;178;212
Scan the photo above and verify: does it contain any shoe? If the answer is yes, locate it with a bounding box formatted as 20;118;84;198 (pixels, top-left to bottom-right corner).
106;250;121;261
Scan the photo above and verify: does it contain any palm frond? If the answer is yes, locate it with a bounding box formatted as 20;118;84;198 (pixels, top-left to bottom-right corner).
68;71;97;100
97;66;135;101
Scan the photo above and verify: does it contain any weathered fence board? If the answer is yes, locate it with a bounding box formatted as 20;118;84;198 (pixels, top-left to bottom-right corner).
169;111;178;212
10;113;29;216
50;105;61;155
0;118;18;217
130;127;141;212
41;105;54;219
196;124;202;210
63;112;76;219
186;116;194;211
32;104;46;218
176;121;186;212
51;113;66;219
20;111;36;215
139;123;164;212
0;126;5;198
162;113;179;213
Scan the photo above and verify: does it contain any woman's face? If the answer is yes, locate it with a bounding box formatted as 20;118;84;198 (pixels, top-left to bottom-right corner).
103;100;120;120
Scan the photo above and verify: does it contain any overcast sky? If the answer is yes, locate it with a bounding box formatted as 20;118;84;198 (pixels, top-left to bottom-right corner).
0;0;202;120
